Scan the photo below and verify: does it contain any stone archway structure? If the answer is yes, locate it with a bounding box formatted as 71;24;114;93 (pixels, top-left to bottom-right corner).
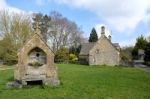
14;31;59;86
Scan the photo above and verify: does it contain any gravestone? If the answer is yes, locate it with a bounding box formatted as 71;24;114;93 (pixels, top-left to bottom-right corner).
133;49;145;66
14;22;59;86
138;49;145;60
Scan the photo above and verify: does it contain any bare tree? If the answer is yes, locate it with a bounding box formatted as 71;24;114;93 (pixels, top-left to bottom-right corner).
48;11;83;53
0;10;32;64
0;10;11;37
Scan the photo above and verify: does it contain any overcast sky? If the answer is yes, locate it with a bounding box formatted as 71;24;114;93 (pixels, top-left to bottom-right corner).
1;0;150;46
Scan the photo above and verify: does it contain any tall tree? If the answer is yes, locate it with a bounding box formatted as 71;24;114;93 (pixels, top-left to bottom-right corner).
88;27;98;42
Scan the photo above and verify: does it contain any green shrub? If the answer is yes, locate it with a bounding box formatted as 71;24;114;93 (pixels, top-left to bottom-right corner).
69;54;78;61
54;47;69;63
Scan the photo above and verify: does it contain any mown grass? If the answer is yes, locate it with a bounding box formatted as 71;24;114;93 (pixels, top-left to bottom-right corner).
0;64;150;99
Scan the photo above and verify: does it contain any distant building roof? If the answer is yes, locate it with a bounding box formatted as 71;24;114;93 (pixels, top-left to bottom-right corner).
113;43;119;47
113;43;120;50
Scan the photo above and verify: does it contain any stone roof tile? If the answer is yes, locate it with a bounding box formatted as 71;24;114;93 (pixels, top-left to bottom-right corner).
79;43;95;55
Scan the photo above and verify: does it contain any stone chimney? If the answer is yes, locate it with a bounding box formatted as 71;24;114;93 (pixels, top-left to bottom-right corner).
108;35;111;41
101;26;105;37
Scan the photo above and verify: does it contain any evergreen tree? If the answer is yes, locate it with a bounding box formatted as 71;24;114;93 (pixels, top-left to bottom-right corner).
88;28;98;42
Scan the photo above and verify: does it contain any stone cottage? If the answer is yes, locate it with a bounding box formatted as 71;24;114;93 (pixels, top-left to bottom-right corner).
79;26;120;66
14;27;59;86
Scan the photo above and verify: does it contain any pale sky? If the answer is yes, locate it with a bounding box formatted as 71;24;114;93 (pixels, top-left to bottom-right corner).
1;0;150;47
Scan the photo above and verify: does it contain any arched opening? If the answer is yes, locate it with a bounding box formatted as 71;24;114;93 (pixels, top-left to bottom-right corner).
28;47;47;67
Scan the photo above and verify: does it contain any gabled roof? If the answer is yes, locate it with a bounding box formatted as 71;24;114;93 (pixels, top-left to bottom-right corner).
18;32;54;55
102;35;120;51
79;36;120;56
79;42;95;55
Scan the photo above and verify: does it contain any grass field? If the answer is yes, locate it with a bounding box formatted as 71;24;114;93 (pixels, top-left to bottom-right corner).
0;64;150;99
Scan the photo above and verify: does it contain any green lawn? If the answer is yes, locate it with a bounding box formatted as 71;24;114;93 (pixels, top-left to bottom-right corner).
0;64;150;99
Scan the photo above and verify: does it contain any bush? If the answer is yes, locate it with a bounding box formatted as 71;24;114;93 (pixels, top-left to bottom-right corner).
69;54;78;61
54;47;69;63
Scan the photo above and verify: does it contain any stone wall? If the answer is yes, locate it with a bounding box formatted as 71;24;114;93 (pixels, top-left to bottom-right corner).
89;36;120;66
14;33;59;86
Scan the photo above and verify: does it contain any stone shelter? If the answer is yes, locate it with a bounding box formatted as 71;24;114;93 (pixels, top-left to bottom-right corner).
14;28;59;86
79;26;120;66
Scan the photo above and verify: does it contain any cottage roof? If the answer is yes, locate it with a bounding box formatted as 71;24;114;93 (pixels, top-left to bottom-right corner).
79;42;95;55
79;42;120;56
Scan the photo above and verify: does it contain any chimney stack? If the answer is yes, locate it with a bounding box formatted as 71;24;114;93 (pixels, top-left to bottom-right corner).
101;26;105;36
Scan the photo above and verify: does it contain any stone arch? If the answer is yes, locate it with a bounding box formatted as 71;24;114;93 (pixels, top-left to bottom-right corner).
15;33;59;86
28;47;47;66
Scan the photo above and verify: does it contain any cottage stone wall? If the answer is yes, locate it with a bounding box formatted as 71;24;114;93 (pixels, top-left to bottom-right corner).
89;36;120;66
79;26;120;66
